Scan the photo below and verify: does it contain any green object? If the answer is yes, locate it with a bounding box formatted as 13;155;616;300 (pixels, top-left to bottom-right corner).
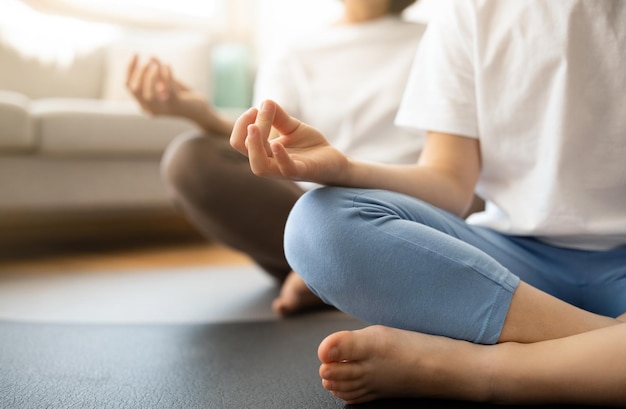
211;42;253;109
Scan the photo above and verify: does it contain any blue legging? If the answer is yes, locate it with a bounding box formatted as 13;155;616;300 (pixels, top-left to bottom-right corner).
284;187;626;344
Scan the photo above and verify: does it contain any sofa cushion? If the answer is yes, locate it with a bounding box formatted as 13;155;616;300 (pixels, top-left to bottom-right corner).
32;99;196;156
0;90;35;152
0;156;172;210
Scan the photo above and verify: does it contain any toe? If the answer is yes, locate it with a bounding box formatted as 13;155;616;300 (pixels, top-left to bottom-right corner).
320;361;364;382
334;389;377;405
319;326;382;363
271;297;289;316
322;374;365;392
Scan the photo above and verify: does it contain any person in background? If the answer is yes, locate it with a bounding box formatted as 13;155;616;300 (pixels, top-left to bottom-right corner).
230;0;626;405
126;0;425;316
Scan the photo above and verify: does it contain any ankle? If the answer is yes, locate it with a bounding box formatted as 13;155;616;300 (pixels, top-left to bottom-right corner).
430;339;494;402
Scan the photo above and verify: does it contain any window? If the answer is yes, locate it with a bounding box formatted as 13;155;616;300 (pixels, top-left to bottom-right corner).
1;0;221;66
16;0;219;29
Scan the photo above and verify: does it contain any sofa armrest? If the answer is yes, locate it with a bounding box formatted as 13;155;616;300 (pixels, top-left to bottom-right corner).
31;99;197;156
0;91;35;152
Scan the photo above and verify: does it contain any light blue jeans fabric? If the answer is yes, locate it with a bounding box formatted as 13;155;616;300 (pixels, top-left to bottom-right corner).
284;187;626;344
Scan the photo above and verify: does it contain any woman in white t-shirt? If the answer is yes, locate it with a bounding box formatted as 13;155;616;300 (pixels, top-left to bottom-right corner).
231;0;626;405
125;0;425;315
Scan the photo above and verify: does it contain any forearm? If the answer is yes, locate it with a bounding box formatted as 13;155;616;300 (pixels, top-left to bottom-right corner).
340;159;475;217
184;103;234;137
233;102;479;216
334;131;479;216
488;323;626;406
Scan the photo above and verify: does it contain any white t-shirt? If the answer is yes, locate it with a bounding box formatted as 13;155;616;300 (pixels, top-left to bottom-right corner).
254;16;426;188
396;0;626;251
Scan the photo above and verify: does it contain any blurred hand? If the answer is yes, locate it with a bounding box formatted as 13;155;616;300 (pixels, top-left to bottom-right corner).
125;54;208;119
230;100;349;185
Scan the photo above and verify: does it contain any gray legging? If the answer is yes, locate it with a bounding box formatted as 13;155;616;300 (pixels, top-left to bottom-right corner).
161;131;305;282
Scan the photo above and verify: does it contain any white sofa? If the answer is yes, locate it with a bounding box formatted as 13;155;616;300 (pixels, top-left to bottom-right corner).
0;29;251;230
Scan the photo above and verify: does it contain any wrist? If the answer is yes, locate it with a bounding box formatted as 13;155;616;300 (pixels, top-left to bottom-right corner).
191;103;234;136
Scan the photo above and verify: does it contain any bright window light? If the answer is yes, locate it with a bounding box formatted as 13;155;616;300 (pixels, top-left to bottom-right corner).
12;0;219;30
2;0;220;67
1;0;120;66
61;0;216;19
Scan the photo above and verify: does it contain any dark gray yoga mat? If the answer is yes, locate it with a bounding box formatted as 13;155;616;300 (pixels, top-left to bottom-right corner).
0;317;611;409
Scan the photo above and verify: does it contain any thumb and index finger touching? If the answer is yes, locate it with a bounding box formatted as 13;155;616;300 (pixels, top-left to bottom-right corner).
258;100;301;136
230;99;301;156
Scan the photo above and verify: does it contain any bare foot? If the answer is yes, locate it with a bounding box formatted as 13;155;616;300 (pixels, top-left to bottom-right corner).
317;325;491;405
272;270;331;316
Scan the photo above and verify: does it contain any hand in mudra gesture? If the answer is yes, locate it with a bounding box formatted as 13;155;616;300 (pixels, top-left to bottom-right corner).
230;100;350;185
126;54;208;118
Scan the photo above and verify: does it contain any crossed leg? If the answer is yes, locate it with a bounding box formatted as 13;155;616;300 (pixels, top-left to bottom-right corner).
283;187;626;405
317;282;625;405
161;131;333;315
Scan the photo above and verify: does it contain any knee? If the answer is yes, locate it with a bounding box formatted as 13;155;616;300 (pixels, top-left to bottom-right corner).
160;131;221;196
285;187;341;255
284;187;356;294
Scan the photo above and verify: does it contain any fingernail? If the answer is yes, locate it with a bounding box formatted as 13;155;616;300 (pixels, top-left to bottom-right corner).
259;100;271;112
240;107;254;119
